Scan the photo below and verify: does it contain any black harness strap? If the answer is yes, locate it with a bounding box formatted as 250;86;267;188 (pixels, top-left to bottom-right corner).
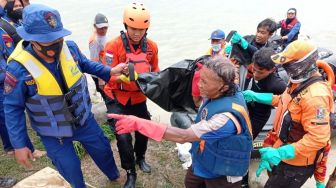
290;76;323;99
0;18;21;46
120;30;147;54
140;33;147;52
120;31;132;53
128;63;136;81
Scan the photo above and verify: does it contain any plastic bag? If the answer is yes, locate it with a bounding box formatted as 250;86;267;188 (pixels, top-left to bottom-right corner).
137;55;210;113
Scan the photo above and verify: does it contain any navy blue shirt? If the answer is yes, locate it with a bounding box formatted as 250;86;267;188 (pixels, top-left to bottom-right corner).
0;14;21;85
4;40;111;148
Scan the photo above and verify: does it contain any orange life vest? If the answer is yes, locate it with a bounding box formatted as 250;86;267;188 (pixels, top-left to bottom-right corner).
103;31;159;105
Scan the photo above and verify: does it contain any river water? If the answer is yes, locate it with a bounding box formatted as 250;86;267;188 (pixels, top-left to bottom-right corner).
30;1;336;187
34;0;336;69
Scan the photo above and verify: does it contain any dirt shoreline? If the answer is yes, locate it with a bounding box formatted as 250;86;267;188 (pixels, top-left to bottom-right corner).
0;75;334;188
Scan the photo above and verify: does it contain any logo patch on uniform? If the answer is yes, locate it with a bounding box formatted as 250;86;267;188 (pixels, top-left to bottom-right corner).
146;49;153;61
44;12;57;28
69;65;80;76
4;72;17;94
105;53;113;65
25;79;36;86
316;107;327;120
201;108;208;120
2;34;13;48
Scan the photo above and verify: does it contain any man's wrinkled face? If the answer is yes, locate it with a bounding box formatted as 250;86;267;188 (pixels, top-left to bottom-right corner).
198;67;226;99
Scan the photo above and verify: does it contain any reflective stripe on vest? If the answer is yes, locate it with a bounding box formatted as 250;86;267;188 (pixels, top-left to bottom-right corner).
9;41;82;95
192;92;253;177
8;41;91;137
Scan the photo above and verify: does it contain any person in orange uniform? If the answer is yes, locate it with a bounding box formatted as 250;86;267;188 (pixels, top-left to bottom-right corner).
103;2;159;188
206;29;226;57
243;40;333;188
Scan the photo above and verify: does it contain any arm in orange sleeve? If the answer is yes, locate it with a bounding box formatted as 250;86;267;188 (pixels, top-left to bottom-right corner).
271;95;281;107
292;94;331;158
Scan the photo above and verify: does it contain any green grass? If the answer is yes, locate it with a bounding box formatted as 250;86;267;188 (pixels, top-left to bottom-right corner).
100;123;116;141
0;126;53;181
0;123;115;181
73;123;114;159
1;124;187;187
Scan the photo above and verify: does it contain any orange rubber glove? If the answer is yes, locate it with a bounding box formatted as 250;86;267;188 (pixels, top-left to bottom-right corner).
107;114;167;141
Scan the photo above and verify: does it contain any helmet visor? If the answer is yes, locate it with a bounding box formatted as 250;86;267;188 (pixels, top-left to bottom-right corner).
282;48;318;79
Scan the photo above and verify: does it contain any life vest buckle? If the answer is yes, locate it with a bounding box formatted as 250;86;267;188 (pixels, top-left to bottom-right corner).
67;101;80;112
69;110;86;128
65;84;82;102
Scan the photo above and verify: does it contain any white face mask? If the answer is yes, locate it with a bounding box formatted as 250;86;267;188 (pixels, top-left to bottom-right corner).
211;44;222;52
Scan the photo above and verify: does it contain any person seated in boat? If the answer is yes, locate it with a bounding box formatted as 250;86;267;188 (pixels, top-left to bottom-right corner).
277;8;301;46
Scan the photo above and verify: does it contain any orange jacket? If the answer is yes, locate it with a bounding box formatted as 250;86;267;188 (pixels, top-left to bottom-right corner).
103;34;159;105
206;46;226;57
264;77;333;166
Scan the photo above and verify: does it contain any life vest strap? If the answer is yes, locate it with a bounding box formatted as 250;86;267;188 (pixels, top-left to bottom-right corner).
223;112;242;134
67;98;90;112
290;76;323;98
33;109;86;127
128;63;136;81
26;96;64;105
64;83;83;101
120;30;147;53
232;103;253;137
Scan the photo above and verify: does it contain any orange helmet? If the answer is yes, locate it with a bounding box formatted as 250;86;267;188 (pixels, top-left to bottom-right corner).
272;40;318;83
123;2;150;29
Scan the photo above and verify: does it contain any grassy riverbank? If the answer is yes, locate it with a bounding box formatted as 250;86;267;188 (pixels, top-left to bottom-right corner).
0;125;186;187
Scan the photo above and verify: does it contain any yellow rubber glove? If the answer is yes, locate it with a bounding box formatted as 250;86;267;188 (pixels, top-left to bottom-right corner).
118;72;138;84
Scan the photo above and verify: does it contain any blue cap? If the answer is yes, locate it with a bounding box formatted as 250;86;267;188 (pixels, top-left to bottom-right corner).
16;4;71;43
209;29;225;40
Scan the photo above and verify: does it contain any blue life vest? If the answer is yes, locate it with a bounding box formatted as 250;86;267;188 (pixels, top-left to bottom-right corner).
191;91;253;178
8;41;92;137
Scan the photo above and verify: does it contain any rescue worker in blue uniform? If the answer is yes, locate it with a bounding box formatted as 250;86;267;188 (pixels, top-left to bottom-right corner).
0;0;44;156
4;4;124;187
109;57;253;188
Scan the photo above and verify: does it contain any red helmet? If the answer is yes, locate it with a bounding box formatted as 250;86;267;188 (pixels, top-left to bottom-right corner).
123;2;150;29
